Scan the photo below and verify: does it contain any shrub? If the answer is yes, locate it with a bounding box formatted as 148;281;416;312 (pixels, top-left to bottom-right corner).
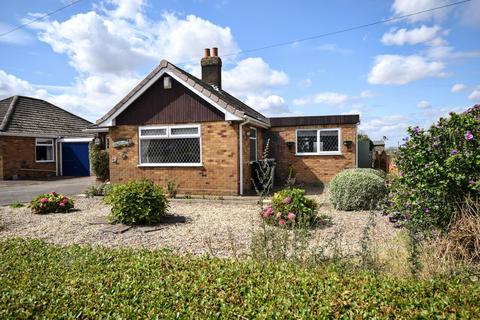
166;180;178;198
9;201;24;208
2;239;480;319
29;192;74;214
386;105;480;232
329;169;387;211
103;179;168;225
84;183;112;198
262;188;317;227
89;142;109;182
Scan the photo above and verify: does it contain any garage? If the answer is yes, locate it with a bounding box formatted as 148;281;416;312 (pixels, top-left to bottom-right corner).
60;139;91;177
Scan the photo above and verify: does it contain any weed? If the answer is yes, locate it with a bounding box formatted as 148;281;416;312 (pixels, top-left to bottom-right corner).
9;201;24;208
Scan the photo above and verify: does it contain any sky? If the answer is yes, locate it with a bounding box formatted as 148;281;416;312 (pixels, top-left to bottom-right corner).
0;0;479;147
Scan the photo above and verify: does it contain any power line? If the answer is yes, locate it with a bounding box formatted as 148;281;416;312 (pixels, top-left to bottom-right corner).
0;0;83;38
206;0;472;60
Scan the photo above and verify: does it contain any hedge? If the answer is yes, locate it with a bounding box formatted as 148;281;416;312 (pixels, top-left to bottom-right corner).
1;239;479;318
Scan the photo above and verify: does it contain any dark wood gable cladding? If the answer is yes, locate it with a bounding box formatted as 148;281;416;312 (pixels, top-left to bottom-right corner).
115;75;224;125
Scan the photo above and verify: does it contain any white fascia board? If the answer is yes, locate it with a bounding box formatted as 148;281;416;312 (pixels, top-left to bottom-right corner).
58;137;94;143
97;69;242;127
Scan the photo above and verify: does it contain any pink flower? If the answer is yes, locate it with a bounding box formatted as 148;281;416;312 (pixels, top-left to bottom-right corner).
59;202;65;207
40;198;49;203
279;219;286;226
451;149;458;155
283;196;292;204
287;212;296;221
62;198;69;204
398;171;403;177
262;206;274;216
51;192;57;196
424;208;430;214
465;131;474;141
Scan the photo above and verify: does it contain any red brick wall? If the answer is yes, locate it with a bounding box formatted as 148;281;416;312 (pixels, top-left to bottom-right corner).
269;124;357;186
109;122;239;195
0;136;56;180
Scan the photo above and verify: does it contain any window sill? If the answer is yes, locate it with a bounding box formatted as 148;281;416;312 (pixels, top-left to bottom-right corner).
295;152;342;156
137;163;203;167
35;160;55;163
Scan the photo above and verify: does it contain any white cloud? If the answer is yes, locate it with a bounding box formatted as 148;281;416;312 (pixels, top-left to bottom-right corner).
381;25;444;46
391;0;450;23
298;78;312;88
222;57;288;98
368;54;445;85
468;90;480;102
451;83;467;92
417;100;431;109
0;23;33;45
28;8;239;75
0;70;47;99
359;90;377;98
316;43;352;55
293;92;349;106
244;94;292;116
359;114;412;143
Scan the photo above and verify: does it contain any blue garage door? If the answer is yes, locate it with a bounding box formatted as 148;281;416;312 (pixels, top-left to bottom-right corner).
62;142;90;176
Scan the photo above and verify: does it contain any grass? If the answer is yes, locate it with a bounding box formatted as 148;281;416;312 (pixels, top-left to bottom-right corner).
1;238;480;318
9;201;24;208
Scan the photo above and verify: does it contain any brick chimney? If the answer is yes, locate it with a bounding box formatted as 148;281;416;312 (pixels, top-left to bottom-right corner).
201;47;222;89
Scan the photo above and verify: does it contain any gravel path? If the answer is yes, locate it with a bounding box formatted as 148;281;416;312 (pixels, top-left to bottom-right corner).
0;197;400;257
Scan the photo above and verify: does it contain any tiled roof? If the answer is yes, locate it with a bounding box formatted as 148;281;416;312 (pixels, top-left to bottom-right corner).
0;96;92;137
96;60;270;125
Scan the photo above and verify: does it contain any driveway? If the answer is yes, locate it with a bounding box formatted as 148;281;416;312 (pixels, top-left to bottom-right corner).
0;177;96;205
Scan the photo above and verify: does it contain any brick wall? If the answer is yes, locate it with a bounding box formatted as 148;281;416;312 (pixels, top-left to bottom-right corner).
0;136;57;180
109;122;239;195
268;124;357;187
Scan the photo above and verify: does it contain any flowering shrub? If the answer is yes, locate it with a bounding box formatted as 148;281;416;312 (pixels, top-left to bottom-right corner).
386;105;480;232
329;169;387;211
262;188;317;227
29;192;74;214
103;179;168;225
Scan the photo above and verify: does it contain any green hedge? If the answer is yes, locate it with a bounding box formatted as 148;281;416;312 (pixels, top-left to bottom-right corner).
329;168;387;211
1;239;479;319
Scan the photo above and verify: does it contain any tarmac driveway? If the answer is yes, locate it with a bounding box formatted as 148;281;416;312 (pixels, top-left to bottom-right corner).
0;176;96;205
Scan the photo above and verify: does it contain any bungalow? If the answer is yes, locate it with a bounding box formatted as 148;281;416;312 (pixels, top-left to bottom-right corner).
89;48;359;195
0;96;93;180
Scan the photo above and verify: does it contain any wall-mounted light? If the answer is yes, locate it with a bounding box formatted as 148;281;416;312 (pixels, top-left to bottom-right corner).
163;76;172;89
94;137;101;146
286;141;295;152
343;140;353;149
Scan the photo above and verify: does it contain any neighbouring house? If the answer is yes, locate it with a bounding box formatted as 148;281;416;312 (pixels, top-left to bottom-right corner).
0;96;93;180
88;48;359;195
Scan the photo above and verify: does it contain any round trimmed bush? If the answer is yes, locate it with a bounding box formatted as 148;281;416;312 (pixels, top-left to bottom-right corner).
329;169;387;211
103;179;168;225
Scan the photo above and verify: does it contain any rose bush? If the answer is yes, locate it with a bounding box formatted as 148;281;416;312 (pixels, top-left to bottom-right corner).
29;192;74;214
386;105;480;232
262;188;317;228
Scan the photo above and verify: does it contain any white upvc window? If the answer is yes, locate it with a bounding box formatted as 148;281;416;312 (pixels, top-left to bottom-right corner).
138;124;202;166
296;128;341;155
35;138;55;162
249;127;257;162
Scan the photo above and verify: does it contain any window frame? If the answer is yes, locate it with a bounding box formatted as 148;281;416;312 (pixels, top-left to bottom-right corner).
35;138;55;163
249;127;258;163
295;128;342;156
138;124;202;167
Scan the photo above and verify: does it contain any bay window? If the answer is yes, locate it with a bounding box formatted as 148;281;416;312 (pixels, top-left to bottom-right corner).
296;128;341;155
139;125;201;166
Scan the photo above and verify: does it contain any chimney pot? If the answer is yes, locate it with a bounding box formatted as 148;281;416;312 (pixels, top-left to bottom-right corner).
211;47;218;57
204;48;211;57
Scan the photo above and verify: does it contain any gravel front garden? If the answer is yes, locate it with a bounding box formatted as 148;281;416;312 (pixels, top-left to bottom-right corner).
0;196;399;257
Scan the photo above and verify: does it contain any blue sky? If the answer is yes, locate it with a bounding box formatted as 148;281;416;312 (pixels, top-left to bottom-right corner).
1;0;479;146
